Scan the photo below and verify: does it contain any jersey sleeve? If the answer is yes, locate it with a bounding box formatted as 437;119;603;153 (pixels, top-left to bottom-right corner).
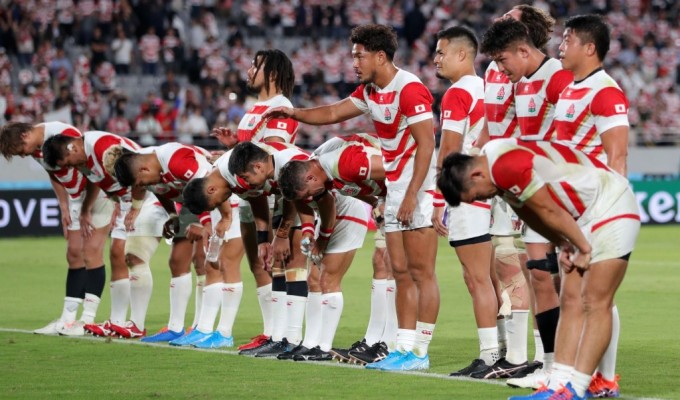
262;117;299;141
546;69;574;105
349;84;370;113
400;82;434;126
337;146;371;182
590;87;629;133
167;147;201;182
440;87;473;135
490;148;543;203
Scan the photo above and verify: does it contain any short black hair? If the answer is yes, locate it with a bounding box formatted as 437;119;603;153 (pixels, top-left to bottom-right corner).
565;14;611;61
252;49;295;98
278;160;311;201
228;142;269;176
112;149;140;187
437;152;476;207
480;18;532;57
436;26;479;56
515;4;556;51
0;122;33;159
350;24;398;61
182;178;211;214
42;134;77;168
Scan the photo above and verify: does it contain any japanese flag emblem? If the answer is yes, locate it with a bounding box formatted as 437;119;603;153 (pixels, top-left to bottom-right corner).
415;104;426;113
184;169;195;179
443;110;451;118
277;121;288;129
614;104;626;113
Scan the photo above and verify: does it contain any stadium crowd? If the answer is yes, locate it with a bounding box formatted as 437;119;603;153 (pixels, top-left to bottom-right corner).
0;0;678;147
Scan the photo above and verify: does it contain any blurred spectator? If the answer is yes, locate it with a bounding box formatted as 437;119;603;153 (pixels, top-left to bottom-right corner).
176;104;209;144
135;103;163;146
111;25;133;75
139;27;161;76
160;70;180;102
162;28;182;73
90;27;108;69
106;108;132;136
53;85;74;110
49;48;73;81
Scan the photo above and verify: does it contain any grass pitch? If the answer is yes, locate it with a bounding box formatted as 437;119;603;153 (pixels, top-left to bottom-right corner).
0;227;679;399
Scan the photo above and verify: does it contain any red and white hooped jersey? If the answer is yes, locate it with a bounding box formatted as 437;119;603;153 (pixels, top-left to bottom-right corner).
81;131;140;200
484;61;519;139
313;133;386;197
441;75;485;154
349;69;435;185
482;139;629;220
514;58;573;141
33;122;86;200
266;142;310;195
144;142;213;203
236;94;298;144
554;69;629;162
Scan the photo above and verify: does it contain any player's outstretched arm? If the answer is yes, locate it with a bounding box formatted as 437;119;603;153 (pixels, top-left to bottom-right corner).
266;98;363;126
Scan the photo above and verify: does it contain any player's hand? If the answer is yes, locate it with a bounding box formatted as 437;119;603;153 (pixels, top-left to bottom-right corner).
559;245;592;274
215;218;231;239
124;207;140;232
61;206;71;239
264;106;295;120
184;223;203;242
396;192;417;227
310;237;328;265
258;242;273;271
210;127;239;148
79;210;94;239
272;236;290;263
431;206;448;237
163;215;180;240
300;235;314;257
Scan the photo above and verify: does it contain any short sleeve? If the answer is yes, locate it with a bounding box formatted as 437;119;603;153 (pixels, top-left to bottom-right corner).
546;69;574;105
490;148;543;203
168;147;200;182
591;87;629;133
349;84;370;113
263;117;299;140
400;82;434;126
337;145;370;182
441;87;473;135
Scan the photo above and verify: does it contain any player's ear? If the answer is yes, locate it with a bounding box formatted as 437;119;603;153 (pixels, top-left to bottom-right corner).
206;184;216;195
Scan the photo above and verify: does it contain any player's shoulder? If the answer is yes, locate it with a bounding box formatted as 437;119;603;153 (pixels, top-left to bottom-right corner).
586;69;624;92
450;75;484;92
394;68;428;90
266;94;294;108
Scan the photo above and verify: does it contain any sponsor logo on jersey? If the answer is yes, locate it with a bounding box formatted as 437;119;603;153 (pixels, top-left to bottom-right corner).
496;86;505;100
528;98;536;113
566;104;575;119
384;107;392;121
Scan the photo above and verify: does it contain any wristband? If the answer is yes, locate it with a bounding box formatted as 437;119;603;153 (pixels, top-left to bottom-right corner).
319;227;333;239
256;230;269;245
131;198;144;209
433;192;446;208
301;222;315;236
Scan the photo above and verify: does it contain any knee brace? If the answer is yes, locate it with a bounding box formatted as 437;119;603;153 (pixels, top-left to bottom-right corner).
502;272;527;308
124;236;159;265
374;229;386;249
492;236;519;266
545;252;559;274
285;267;308;282
526;258;549;272
513;236;526;253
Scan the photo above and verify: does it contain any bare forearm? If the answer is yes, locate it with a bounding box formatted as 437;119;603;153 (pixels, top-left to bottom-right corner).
406;141;434;197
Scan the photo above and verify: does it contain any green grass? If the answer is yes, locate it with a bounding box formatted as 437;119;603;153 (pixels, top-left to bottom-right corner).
1;227;679;399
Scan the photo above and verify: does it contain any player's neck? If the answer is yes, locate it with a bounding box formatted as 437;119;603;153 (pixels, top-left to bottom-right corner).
373;64;399;89
34;125;45;144
149;155;163;176
571;61;603;82
266;156;276;179
525;52;549;79
258;87;281;102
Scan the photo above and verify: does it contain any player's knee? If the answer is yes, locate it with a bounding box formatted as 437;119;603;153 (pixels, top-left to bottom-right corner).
124;236;158;266
493;236;520;267
502;271;528;309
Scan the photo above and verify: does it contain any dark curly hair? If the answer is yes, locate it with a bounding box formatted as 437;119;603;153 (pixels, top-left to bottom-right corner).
515;5;556;51
480;18;531;57
350;24;398;61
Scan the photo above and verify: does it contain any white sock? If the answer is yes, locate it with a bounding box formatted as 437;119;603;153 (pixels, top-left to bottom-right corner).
217;282;243;337
396;329;416;353
80;294;100;324
109;278;130;325
285;295;307;345
533;329;544;362
506;310;529;365
571;369;593;397
478;326;500;365
168;274;193;332
497;318;507;357
256;283;273;337
543;352;555;374
382;279;398;350
413;321;435;357
191;274;206;328
129;264;153;330
364;279;387;345
318;292;344;352
271;290;288;342
302;292;322;349
61;297;82;323
598;305;620;380
548;362;574;391
196;283;222;334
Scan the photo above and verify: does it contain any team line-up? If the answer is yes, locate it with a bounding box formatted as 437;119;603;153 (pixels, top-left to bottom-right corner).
0;8;639;400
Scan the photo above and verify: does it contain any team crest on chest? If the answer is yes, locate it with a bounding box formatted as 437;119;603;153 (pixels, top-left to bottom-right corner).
528;98;536;113
247;115;257;127
339;184;361;196
566;104;575;119
384;108;392;121
496;86;505;101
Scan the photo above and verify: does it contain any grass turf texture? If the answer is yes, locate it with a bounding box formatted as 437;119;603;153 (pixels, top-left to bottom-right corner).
0;226;678;399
